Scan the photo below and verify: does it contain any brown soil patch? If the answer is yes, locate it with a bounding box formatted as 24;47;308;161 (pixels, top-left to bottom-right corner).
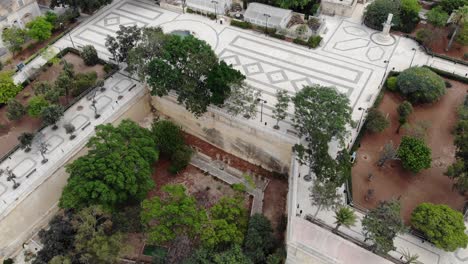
352;80;468;224
182;132;288;239
0;53;105;157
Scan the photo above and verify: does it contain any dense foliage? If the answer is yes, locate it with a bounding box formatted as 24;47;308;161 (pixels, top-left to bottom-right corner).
6;99;26;121
396;67;446;103
398;136;432;173
50;0;112;13
411;203;468;251
243;214;275;264
26;16;53;42
2;27;26;53
81;45;99;66
59;120;158;209
27;96;50;118
0;71;21;104
364;0;401;30
365;108;389;133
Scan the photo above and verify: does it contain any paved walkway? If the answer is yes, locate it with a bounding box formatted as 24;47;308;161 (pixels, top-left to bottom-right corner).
191;155;265;215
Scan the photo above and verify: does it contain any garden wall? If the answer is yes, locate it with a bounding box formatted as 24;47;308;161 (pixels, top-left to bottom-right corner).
0;91;152;259
151;95;296;174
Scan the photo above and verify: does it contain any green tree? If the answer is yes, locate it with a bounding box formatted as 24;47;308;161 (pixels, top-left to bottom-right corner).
59;120;158;209
44;11;58;26
72;206;126;263
224;83;261;119
447;6;468;50
141;184;206;245
202;196;248;249
333;207;357;232
81;45;99;66
274;0;312;8
6;98;26;121
18;132;34;152
26;16;53;42
41;104;64;129
364;0;401;30
310;179;342;218
399;0;421;32
396;67;446;103
272;89;290;129
398;136;432;173
169;145;193;174
151;120;185;156
105;25;142;63
365;108;389;133
212;245;252;264
2;26;26;54
207;61;245;106
0;71;21;104
362;200;407;254
439;0;468;13
50;0;112;13
27;96;50;118
243;214;275;264
427;6;449;27
445;160;468;194
411;203;468;251
397;101;413;133
457;24;468;45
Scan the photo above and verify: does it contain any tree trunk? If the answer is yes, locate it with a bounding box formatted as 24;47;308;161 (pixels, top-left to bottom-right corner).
333;223;341;232
396;123;402;134
313;204;322;219
447;25;460;51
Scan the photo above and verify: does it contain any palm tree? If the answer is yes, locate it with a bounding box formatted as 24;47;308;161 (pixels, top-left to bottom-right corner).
447;6;468;51
401;248;419;264
333;207;357;232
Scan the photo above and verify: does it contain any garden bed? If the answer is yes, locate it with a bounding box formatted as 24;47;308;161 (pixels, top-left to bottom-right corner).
0;51;108;158
351;79;468;223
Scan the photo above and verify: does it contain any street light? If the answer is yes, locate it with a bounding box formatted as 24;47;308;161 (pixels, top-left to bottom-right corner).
380;60;390;86
257;98;267;123
211;0;218;22
410;47;417;67
356;107;368;131
263;13;271;35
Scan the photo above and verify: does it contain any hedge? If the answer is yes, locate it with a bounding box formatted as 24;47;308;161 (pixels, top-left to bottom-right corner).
423;66;468;84
230;20;253;29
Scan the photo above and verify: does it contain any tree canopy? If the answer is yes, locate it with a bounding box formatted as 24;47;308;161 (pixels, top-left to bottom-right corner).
396;67;446;103
427;6;449;28
26;16;53;42
243;214;275;264
364;0;401;30
365;108;389;133
2;26;26;53
50;0;112;13
362;200;407;254
397;136;432;173
411;203;468;251
0;71;21;104
106;25;142;63
439;0;468;13
59;120;158;209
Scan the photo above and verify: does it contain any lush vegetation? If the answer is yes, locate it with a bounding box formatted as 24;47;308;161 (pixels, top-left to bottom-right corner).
81;45;99;66
396;67;446;104
50;0;113;14
365;108;389;133
411;203;468;251
397;136;432;173
0;71;22;104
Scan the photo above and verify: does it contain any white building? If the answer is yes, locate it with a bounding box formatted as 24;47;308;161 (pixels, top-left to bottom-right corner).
244;2;292;29
186;0;232;15
0;0;42;57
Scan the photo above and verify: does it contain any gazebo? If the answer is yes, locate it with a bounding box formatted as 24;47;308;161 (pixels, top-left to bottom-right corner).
186;0;232;15
243;2;292;29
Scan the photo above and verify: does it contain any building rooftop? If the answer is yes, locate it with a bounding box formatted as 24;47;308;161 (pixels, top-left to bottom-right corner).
244;2;292;26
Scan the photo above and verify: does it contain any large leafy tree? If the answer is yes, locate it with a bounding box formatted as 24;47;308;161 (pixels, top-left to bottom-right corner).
105;25;142;63
41;104;64;129
397;136;432;173
186;245;252;264
243;214;275;264
399;0;421;32
26;16;53;42
365;108;389;133
2;26;26;54
364;0;401;30
59;120;158;209
292;85;351;181
141;184;207;245
427;6;449;28
0;71;21;104
411;203;468;251
396;67;446;104
362;200;407;254
439;0;468;13
151;119;185;156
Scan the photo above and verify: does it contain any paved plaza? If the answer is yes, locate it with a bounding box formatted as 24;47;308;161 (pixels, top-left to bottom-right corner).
3;0;468;262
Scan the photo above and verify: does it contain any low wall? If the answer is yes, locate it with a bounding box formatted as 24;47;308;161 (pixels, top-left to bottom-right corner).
151;95;295;173
320;1;357;17
0;91;152;258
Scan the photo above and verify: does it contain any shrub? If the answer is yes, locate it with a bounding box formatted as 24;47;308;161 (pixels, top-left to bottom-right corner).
230;20;253;29
364;0;401;30
365;108;389;133
6;99;26;121
41;104;64;129
386;76;398;91
27;96;50;118
81;45;99;66
423;66;468;84
439;0;468;13
26;16;53;42
71;72;97;97
411;203;468;251
307;35;322;48
415;29;432;45
232;183;246;192
398;136;432;173
0;71;22;104
268;32;286;40
168;145;193;174
396;67;446;103
103;64;114;74
151;120;185;157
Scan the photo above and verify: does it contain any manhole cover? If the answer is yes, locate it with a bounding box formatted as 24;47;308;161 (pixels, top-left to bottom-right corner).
77;105;83;111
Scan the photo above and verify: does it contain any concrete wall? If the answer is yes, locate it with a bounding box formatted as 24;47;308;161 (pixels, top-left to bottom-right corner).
151;95;295;174
320;0;357;17
0;91;152;258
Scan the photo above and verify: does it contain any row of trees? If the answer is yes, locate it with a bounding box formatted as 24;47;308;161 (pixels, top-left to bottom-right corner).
445;95;468;194
50;0;112;14
106;26;261;118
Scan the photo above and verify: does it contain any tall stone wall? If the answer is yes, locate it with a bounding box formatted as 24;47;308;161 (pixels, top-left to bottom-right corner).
151;95;296;173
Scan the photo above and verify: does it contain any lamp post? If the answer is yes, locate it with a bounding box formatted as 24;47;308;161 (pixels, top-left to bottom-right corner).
68;32;76;49
257;98;267;123
380;60;390;86
263;13;271;35
410;47;416;67
211;0;218;22
357;107;368;131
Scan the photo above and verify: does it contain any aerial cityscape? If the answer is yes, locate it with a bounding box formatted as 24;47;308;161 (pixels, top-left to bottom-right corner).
0;0;466;263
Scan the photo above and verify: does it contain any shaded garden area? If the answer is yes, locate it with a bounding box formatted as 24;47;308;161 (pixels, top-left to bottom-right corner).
352;77;468;223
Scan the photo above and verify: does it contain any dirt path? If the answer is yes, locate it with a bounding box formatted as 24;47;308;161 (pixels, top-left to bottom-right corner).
352;80;468;223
